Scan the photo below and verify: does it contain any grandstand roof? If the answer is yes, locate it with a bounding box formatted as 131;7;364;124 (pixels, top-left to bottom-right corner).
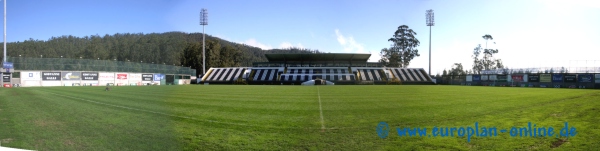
264;53;371;63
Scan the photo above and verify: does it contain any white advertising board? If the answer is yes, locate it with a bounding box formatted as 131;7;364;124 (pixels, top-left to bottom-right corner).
99;72;115;86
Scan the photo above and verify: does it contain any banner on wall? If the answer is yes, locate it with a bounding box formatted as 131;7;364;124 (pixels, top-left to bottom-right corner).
42;72;61;81
578;74;593;83
153;74;164;81
2;73;9;82
552;74;563;82
472;75;481;81
528;74;540;82
564;75;576;82
512;75;524;82
99;73;115;81
116;73;128;80
595;74;600;83
82;72;99;80
129;74;142;81
489;75;497;81
466;75;473;82
142;74;153;81
21;71;41;80
481;75;488;81
540;74;551;82
61;72;81;80
497;75;507;82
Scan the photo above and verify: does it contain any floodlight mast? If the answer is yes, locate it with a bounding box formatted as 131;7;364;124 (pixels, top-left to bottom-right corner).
200;8;208;75
426;9;434;76
3;0;6;63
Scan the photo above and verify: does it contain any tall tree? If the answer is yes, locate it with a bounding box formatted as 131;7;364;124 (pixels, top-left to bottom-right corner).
449;63;466;75
379;25;420;67
472;34;503;74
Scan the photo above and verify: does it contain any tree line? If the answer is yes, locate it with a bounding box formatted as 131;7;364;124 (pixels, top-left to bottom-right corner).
0;32;320;75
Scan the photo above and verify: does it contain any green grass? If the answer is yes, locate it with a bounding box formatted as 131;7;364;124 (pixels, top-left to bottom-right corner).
0;85;599;150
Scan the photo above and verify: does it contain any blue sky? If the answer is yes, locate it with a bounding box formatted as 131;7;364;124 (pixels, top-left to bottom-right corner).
3;0;600;74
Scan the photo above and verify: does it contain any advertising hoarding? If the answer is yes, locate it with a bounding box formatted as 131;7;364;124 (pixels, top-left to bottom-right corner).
129;73;142;81
61;72;81;80
99;72;115;86
497;75;507;82
528;74;540;82
142;74;153;81
511;75;524;82
99;72;115;81
481;75;488;81
596;74;600;83
540;74;551;82
82;72;99;80
129;73;142;86
466;75;472;82
472;75;480;81
552;74;563;82
564;75;576;82
115;73;128;86
21;71;41;80
578;74;593;83
489;75;497;81
2;73;9;82
153;74;164;81
42;72;61;81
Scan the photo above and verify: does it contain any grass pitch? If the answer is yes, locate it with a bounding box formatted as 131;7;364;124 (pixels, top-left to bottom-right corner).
0;85;599;150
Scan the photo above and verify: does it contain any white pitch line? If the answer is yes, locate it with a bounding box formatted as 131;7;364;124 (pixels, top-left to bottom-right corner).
317;86;325;131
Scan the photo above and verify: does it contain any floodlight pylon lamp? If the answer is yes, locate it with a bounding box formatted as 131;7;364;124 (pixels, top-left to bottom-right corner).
200;9;208;25
426;9;434;26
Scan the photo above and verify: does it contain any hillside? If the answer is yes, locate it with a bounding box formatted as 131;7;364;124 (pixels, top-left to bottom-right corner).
0;32;321;75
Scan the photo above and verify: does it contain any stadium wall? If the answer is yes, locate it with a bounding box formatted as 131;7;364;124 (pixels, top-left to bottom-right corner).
440;73;600;89
15;70;189;87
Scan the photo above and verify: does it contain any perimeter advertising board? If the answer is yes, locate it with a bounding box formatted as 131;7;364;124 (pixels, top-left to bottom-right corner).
99;72;115;86
511;75;524;82
564;75;576;83
528;74;540;82
115;73;128;86
578;74;593;83
153;74;163;81
552;74;563;82
61;72;81;80
497;75;507;82
82;72;99;80
466;75;473;82
80;72;99;86
472;75;481;82
540;74;551;82
41;72;61;86
21;71;40;80
20;71;41;87
2;73;9;82
42;72;61;81
481;75;488;81
153;74;164;85
129;73;142;86
489;75;497;81
142;74;153;85
142;74;153;81
596;74;600;83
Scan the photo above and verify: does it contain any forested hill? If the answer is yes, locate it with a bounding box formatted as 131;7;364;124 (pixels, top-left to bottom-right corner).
0;32;322;74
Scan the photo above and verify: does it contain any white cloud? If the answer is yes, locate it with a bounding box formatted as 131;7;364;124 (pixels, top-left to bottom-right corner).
242;39;272;50
279;42;304;49
334;29;365;53
369;50;382;62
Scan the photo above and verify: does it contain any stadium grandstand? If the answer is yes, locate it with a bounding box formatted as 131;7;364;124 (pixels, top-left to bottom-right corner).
200;53;434;85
